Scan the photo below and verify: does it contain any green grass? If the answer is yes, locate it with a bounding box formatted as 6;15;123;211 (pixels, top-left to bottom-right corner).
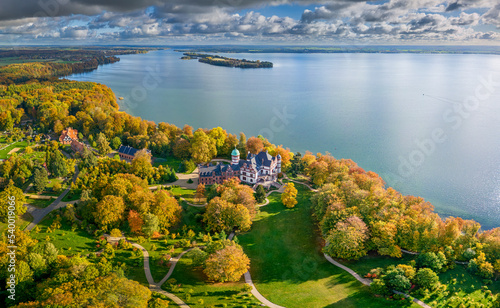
30;213;97;256
0;212;34;233
175;200;205;234
417;265;500;307
338;253;417;277
0;140;29;159
114;249;149;287
154;156;183;172
167;187;205;204
238;184;420;308
62;189;82;202
26;197;54;208
165;253;260;308
27;178;68;196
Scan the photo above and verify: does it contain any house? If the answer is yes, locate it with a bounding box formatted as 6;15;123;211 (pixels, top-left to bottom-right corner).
70;139;86;153
59;127;78;145
118;145;151;160
198;148;281;186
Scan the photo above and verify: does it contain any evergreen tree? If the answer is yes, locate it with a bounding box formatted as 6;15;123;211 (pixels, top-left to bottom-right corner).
33;167;49;193
255;185;266;203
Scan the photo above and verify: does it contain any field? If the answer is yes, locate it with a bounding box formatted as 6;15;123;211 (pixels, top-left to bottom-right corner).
153;156;183;172
237;184;419;308
30;212;97;256
0;140;29;159
25;197;55;208
0;212;33;233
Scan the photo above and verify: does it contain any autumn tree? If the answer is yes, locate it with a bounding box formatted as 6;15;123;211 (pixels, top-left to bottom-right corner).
128;210;144;234
33;167;49;193
218;178;257;217
414;268;439;290
324;216;369;260
281;182;298;208
237;132;247;155
96;132;112;155
269;145;292;171
190;129;217;163
0;181;27;222
203;197;252;233
246;136;264;154
370;221;402;258
94;195;125;230
131;149;153;180
204;243;250;282
195;183;206;202
150;190;182;230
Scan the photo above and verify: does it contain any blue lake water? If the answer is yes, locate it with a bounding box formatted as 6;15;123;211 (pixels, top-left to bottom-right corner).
67;49;500;229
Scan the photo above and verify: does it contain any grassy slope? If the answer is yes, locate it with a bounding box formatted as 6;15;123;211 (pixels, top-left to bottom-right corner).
238;185;419;308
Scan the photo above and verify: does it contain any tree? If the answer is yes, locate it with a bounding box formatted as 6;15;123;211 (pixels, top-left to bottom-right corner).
255;185;266;204
81;146;97;168
131;149;153;180
151;190;182;230
33;167;49;193
94;195;125;230
195;183;206;202
204;244;250;282
382;268;411;293
370;221;402;258
96;132;112;155
0;181;27;222
142;213;160;237
111;136;122;150
190;129;217;163
237;132;247;155
188;247;208;267
416;252;446;272
203;197;252;233
414;268;439;290
324;216;369;260
246;136;264;155
281;182;298;208
218;178;258;217
128;210;144;234
49;150;68;178
173;138;191;159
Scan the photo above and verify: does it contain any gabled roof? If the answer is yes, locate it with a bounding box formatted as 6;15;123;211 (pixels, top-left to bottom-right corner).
118;145;145;156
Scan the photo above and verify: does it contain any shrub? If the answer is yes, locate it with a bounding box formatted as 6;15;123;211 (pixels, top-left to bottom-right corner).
179;239;191;248
187;178;193;184
416;252;446;272
382;268;411;293
110;228;122;237
414;268;439;290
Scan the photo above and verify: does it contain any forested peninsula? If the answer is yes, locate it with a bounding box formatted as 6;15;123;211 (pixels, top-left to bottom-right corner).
181;52;273;68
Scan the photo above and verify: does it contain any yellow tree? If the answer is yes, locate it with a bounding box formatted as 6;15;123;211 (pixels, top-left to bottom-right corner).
151;190;182;230
204;244;250;282
281;182;298;208
203;197;251;233
94;195;125;230
131;149;153;180
190;129;217;163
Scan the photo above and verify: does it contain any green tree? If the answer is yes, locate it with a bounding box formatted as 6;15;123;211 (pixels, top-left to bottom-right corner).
111;136;122;150
188;247;208;267
96;132;112;155
255;185;266;204
33;167;49;193
142;213;160;237
416;252;447;272
382;268;411;293
414;268;439;290
49;150;68;178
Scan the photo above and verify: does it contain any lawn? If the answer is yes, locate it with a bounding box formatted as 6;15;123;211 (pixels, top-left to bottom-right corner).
418;265;500;307
175;200;205;234
168;187;205;205
0;140;29;159
0;212;33;233
27;178;68;196
26;197;54;208
30;212;97;256
153;156;183;172
237;184;420;308
62;189;82;202
114;249;149;287
165;253;261;308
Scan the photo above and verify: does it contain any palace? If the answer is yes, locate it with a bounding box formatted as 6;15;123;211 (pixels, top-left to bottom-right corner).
198;149;281;186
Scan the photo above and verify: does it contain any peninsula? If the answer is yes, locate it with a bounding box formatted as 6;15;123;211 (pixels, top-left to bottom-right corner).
181;52;273;68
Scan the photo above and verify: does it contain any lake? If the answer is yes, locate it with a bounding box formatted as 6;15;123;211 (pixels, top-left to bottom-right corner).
67;49;500;229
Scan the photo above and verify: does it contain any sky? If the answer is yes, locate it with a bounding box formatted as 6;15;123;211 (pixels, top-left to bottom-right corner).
0;0;499;45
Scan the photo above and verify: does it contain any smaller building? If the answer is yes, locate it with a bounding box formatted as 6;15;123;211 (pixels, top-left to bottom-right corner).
70;139;86;153
59;127;78;145
118;145;151;160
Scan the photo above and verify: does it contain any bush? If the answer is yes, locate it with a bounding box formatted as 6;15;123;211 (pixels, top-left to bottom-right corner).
414;268;439;290
382;268;411;293
110;228;122;237
416;252;446;272
179;239;191;248
187;179;193;184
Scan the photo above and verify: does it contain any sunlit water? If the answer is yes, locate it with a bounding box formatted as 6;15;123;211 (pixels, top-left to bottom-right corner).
67;49;500;229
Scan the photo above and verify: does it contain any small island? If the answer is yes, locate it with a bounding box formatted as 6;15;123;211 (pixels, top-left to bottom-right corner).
181;52;273;68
